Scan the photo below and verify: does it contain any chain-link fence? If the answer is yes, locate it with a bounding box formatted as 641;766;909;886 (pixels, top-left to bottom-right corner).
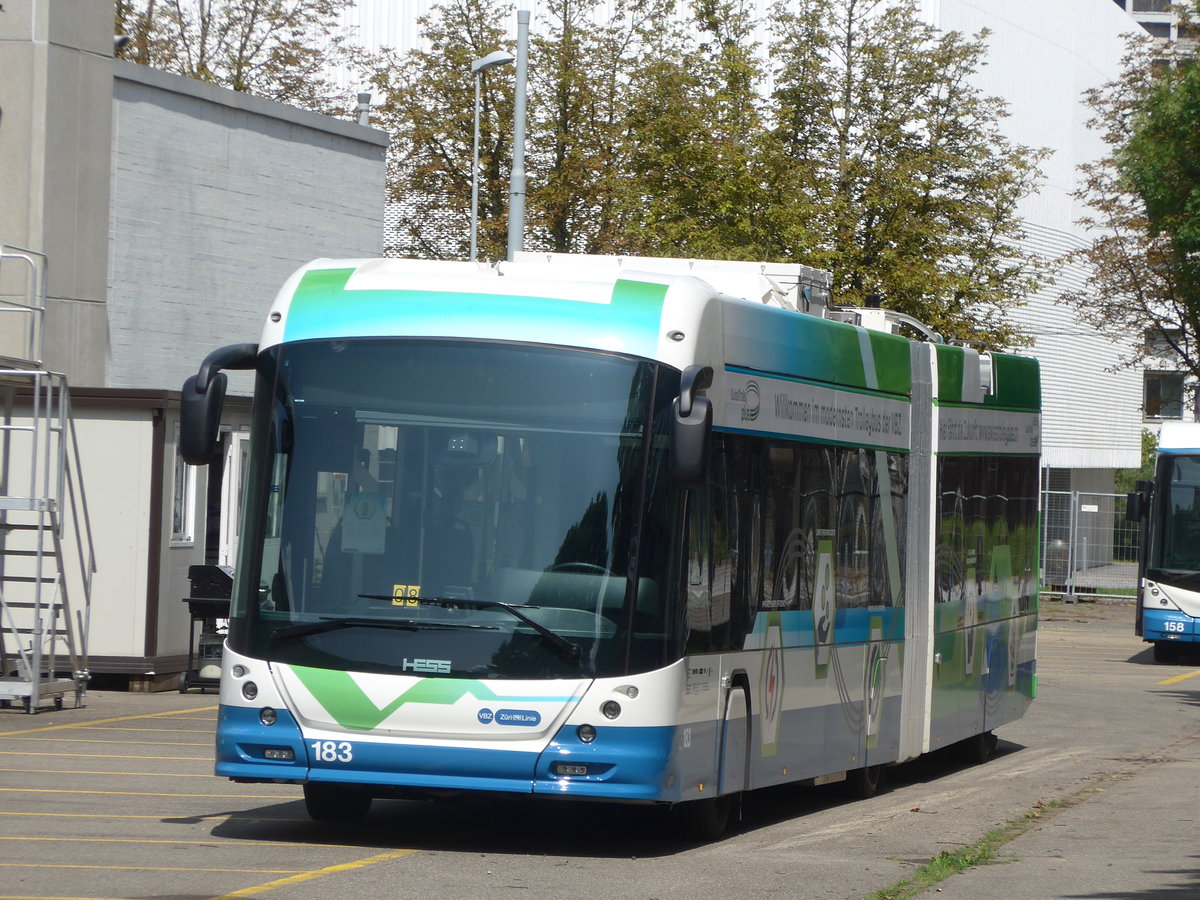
1041;491;1140;601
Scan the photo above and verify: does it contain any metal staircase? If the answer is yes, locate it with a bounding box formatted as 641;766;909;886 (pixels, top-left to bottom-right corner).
0;245;94;712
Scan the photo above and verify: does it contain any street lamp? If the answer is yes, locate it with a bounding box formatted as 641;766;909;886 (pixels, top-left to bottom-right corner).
470;50;515;262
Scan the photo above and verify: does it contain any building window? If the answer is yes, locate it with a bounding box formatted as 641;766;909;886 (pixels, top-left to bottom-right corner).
1144;371;1185;419
171;424;196;544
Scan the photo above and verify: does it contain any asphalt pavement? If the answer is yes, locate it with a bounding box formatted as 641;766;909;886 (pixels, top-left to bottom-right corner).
2;599;1198;899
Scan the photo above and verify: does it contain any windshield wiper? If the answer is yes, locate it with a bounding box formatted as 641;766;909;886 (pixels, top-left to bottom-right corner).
270;615;499;642
369;595;584;665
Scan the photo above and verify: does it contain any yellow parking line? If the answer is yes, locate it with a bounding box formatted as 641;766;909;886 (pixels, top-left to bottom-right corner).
0;706;218;737
0;787;294;800
0;750;208;761
0;768;213;778
0;810;307;823
1158;668;1200;686
0;836;295;848
0;863;304;875
71;726;215;734
1;738;210;747
208;847;418;899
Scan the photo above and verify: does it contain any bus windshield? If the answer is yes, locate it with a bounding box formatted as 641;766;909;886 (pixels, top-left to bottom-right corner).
1151;454;1200;581
228;339;683;680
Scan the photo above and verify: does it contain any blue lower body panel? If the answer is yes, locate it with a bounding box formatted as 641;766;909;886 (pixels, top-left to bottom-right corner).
1143;608;1197;643
215;704;677;801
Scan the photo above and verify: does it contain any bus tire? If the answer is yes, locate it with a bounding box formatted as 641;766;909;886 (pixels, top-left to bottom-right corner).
962;730;998;765
303;783;372;822
845;764;884;799
671;795;732;842
1153;641;1182;664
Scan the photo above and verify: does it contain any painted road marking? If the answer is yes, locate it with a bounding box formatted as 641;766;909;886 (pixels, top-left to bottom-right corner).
0;738;213;746
0;811;308;823
0;750;209;761
0;768;215;778
1157;668;1200;686
0;706;218;737
0;863;305;874
0;787;294;800
207;847;419;900
66;726;216;734
0;836;310;848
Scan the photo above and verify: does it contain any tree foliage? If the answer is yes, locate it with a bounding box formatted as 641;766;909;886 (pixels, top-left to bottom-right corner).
377;0;1046;347
1065;21;1200;381
770;0;1047;344
114;0;356;115
125;0;1051;345
369;0;513;260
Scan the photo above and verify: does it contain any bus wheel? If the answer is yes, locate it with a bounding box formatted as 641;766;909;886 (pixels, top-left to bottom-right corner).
1153;641;1181;664
963;731;998;765
845;764;884;799
671;795;732;842
303;783;372;822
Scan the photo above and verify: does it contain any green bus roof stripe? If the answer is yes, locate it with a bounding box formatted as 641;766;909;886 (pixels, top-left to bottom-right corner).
935;344;966;400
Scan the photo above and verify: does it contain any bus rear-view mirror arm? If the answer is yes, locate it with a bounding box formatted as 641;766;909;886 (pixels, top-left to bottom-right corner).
671;364;714;488
180;343;258;465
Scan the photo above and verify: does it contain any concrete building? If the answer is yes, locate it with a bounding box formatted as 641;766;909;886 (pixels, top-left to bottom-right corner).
1;2;388;688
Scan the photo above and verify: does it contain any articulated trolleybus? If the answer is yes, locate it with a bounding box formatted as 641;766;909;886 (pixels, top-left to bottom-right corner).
1128;421;1200;662
181;253;1040;837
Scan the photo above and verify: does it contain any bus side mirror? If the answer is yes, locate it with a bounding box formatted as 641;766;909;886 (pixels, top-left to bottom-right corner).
1125;492;1142;523
180;343;258;466
671;364;714;488
1126;479;1152;523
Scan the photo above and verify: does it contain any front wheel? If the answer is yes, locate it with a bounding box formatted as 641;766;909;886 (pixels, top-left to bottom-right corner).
303;783;372;822
1153;641;1182;664
670;794;734;842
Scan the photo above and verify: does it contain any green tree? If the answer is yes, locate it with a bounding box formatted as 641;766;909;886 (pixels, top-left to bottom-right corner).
1115;429;1158;496
769;0;1048;345
615;0;789;260
1063;31;1200;380
525;0;661;255
370;0;514;260
1068;10;1200;391
114;0;355;115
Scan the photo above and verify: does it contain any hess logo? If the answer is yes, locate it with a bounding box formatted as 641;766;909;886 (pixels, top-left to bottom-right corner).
402;657;451;674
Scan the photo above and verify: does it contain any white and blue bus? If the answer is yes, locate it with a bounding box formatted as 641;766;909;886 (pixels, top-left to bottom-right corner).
1128;421;1200;663
180;254;1040;837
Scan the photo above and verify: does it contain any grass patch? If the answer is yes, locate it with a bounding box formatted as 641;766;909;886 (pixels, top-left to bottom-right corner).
862;802;1056;900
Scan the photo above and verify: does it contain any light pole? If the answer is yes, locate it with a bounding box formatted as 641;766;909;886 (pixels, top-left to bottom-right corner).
470;50;515;262
506;10;531;262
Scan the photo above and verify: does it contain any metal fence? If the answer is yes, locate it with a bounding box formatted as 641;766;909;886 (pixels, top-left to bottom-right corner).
1040;491;1140;601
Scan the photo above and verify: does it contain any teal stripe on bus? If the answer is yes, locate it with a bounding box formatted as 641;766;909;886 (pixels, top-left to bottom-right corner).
283;268;669;359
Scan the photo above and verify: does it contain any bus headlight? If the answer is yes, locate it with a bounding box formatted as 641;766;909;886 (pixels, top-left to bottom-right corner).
242;681;258;701
601;700;621;719
260;707;277;726
577;724;597;743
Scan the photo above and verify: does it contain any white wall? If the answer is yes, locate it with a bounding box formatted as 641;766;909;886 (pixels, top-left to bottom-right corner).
928;0;1145;469
108;62;389;396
